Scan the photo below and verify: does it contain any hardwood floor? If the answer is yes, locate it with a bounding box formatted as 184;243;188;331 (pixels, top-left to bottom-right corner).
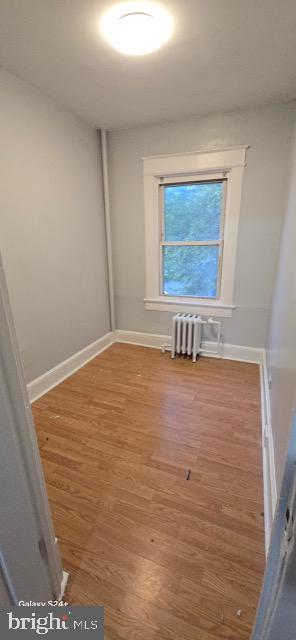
33;343;265;639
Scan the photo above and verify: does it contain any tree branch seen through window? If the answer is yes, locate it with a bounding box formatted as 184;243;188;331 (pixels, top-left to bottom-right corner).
161;180;225;298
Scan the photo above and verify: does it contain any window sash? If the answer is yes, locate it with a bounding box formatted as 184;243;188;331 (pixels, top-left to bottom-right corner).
159;178;227;299
159;171;228;185
160;240;220;246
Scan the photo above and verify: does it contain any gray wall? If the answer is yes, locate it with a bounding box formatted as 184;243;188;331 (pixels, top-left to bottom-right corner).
267;121;296;490
0;69;110;382
108;103;295;346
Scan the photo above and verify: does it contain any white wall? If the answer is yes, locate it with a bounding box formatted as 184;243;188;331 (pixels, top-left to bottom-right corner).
267;121;296;490
0;69;110;382
108;103;295;347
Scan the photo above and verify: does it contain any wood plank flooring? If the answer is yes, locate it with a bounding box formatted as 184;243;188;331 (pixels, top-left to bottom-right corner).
33;343;265;640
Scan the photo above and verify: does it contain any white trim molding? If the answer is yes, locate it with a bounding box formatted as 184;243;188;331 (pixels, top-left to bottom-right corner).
59;570;69;601
28;332;114;403
115;330;264;364
260;351;277;556
142;146;248;176
144;297;235;317
143;146;248;316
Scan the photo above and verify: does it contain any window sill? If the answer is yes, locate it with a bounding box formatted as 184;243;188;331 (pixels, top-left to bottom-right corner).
144;297;235;317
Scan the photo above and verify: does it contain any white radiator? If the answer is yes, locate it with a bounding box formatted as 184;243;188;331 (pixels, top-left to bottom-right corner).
171;313;204;363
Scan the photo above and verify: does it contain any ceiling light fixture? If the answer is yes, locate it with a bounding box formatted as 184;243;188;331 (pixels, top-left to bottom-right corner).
101;2;173;56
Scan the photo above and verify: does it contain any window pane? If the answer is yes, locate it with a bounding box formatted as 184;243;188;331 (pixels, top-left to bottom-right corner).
162;245;219;298
163;181;223;241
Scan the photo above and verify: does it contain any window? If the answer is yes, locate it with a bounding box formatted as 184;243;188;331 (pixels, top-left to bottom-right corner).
160;178;225;299
143;146;247;317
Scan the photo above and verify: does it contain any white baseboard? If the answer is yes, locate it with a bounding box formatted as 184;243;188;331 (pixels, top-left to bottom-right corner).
114;330;264;364
27;332;114;403
260;351;277;556
216;342;264;364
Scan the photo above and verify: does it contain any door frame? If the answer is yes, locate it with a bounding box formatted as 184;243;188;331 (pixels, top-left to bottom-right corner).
0;252;67;603
252;411;296;638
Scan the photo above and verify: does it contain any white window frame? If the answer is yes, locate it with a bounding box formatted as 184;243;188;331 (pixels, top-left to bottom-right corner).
143;146;248;318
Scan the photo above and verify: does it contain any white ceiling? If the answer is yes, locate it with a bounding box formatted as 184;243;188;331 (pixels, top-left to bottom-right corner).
1;0;296;130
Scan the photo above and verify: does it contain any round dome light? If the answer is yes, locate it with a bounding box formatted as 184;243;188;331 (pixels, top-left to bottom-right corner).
101;2;173;56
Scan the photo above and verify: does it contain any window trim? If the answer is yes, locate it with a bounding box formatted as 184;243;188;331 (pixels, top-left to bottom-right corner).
143;146;248;317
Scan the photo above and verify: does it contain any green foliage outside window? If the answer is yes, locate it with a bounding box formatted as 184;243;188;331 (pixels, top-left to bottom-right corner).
162;181;223;297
